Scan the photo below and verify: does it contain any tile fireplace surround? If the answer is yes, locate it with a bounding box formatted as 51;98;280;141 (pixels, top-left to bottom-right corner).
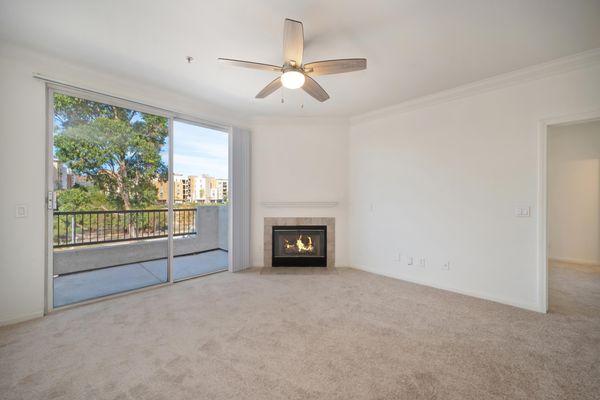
263;217;335;268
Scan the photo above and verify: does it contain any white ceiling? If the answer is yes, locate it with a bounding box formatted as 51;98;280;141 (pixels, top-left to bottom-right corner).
1;0;599;118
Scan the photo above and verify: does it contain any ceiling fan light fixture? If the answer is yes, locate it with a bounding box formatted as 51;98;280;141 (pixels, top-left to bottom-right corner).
281;70;305;89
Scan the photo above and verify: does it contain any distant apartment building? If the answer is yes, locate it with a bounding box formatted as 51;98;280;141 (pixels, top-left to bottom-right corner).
188;175;199;203
217;179;228;202
53;159;91;190
154;174;228;204
156;179;168;203
53;160;70;190
174;174;186;203
203;175;218;202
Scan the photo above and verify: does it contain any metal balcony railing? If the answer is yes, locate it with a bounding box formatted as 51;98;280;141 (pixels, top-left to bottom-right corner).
53;208;196;248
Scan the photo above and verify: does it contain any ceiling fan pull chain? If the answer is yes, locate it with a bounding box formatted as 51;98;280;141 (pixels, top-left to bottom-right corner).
281;87;285;104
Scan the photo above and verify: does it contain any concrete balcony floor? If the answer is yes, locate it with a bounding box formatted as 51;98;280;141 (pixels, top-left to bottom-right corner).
53;249;228;307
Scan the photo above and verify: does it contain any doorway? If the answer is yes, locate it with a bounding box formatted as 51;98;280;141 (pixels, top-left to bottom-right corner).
546;119;600;314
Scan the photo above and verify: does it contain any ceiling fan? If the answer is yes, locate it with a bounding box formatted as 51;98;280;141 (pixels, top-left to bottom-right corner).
218;18;367;102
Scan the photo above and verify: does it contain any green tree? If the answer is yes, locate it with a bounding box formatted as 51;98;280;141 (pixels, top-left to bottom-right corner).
53;94;168;210
57;185;110;212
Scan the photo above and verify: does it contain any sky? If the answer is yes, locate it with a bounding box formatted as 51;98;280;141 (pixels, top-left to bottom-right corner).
163;121;228;179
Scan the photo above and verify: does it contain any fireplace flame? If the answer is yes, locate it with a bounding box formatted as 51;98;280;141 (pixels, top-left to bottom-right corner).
296;235;313;252
283;235;314;253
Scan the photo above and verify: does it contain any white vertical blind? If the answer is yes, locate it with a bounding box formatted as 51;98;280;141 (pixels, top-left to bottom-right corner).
228;127;251;272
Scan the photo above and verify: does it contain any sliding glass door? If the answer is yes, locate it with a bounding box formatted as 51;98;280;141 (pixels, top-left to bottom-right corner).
49;90;170;307
47;88;232;309
171;120;229;281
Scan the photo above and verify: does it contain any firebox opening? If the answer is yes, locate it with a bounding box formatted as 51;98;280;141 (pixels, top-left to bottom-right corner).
272;225;327;267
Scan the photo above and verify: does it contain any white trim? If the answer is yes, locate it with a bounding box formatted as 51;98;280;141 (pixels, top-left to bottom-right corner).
537;108;600;314
261;201;339;208
352;48;600;124
549;257;600;267
351;265;541;313
537;119;548;314
0;311;44;327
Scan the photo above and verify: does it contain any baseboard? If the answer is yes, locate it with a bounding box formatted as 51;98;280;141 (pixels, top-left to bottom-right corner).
0;311;44;327
549;257;600;267
350;265;543;313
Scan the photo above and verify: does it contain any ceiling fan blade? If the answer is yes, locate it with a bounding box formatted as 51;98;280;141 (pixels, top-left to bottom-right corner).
304;58;367;76
255;77;282;98
302;75;329;102
283;18;303;66
218;58;281;72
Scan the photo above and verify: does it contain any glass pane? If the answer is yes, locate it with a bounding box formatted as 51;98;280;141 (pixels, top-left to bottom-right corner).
51;93;169;307
273;228;326;258
172;120;229;280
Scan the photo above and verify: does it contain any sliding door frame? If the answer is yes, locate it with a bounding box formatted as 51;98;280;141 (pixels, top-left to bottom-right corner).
44;82;233;314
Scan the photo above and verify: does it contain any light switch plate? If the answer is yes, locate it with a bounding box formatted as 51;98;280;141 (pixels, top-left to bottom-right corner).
15;204;28;218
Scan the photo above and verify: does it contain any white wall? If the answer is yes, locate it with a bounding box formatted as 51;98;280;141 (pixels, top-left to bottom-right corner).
548;120;600;265
250;118;348;267
2;39;600;324
0;43;245;325
348;62;600;312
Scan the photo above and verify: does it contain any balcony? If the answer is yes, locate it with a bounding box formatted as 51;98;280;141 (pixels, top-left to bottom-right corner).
52;206;228;307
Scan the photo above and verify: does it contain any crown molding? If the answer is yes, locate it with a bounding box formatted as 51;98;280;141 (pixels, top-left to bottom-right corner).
351;48;600;125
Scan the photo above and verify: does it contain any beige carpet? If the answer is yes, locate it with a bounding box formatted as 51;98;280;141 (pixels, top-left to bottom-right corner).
1;264;599;400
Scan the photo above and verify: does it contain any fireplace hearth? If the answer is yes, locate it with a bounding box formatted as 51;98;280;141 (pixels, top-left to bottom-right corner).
272;225;327;267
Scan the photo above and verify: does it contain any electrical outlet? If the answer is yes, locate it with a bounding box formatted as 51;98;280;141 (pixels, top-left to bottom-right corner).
442;261;450;270
514;206;531;217
418;257;426;268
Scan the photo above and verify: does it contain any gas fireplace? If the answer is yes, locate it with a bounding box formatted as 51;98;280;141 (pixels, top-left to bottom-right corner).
272;225;327;267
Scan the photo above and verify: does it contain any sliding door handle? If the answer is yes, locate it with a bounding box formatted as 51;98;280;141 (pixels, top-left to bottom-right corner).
47;191;57;211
